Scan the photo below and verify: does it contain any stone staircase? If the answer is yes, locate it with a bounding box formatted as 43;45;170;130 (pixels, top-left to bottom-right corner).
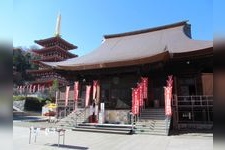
72;123;134;135
135;108;171;135
56;108;89;129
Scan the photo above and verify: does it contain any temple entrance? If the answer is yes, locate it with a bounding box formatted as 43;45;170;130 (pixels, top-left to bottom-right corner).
145;76;165;108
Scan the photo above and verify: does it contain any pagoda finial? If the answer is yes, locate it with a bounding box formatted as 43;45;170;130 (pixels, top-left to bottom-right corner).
55;12;61;37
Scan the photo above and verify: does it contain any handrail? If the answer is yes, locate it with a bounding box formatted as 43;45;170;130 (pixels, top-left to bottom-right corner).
74;107;88;127
57;108;72;119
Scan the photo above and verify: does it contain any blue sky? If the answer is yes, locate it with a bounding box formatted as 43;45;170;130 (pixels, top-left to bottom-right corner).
3;0;215;55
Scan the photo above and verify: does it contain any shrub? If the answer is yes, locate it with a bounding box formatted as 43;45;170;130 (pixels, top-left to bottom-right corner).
13;95;26;101
24;97;46;111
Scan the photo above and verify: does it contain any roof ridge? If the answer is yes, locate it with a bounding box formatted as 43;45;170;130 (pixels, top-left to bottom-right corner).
104;20;189;39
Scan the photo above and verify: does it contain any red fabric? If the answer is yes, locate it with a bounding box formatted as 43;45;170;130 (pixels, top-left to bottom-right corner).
74;81;79;101
37;84;40;92
41;85;45;92
138;82;144;107
167;75;173;87
65;86;70;107
33;85;36;93
132;88;139;115
93;80;98;100
19;86;22;94
164;86;172;116
164;75;173;116
141;77;148;99
132;88;135;114
85;85;91;107
29;85;32;93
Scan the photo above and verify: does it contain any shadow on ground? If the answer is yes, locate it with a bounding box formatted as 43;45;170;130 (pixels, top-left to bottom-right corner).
169;129;213;137
46;143;89;149
13;111;44;121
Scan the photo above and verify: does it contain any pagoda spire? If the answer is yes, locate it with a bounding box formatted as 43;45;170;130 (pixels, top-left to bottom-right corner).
55;13;61;37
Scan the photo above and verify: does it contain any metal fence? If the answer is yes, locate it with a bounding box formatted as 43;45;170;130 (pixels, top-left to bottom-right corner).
172;95;213;124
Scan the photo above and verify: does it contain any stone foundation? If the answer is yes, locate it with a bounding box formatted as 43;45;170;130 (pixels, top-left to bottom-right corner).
13;100;25;111
104;109;130;124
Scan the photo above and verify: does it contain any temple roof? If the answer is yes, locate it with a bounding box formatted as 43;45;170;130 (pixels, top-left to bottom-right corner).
43;21;213;71
35;36;77;50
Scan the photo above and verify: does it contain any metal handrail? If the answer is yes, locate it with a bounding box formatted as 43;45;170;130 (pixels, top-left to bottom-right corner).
74;107;88;127
172;95;213;107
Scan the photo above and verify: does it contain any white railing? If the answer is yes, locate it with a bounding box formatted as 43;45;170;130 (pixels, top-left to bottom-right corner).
172;95;213;107
172;95;213;124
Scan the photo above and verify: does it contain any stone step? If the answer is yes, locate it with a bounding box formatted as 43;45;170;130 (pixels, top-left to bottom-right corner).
141;109;165;112
136;126;167;131
72;127;133;135
140;114;165;117
139;115;165;118
140;116;165;119
136;123;170;128
76;126;132;131
140;112;165;115
135;127;168;131
137;119;166;122
138;119;166;122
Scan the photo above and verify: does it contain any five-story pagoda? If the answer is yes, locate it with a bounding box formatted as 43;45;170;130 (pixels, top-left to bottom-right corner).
27;14;78;88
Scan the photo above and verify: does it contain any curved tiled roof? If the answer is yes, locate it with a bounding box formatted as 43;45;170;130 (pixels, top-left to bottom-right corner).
43;21;213;70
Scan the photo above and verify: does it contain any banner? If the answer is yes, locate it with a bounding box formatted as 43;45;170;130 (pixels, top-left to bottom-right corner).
132;88;135;114
74;81;79;101
19;85;22;94
42;85;45;92
167;75;173;87
85;85;91;107
138;82;144;107
16;86;19;93
132;88;139;115
96;82;100;104
29;85;32;93
135;88;140;115
37;84;40;92
65;86;70;107
141;77;148;99
33;85;36;93
22;85;25;94
164;75;173;116
164;86;172;116
93;80;98;100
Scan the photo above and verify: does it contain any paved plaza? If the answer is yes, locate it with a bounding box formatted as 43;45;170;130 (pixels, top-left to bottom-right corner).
13;122;213;150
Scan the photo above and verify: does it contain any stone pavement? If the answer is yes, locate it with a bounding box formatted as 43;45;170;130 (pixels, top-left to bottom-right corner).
13;125;213;150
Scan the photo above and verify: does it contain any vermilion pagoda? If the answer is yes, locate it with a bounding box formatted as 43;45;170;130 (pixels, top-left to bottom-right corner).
27;14;77;88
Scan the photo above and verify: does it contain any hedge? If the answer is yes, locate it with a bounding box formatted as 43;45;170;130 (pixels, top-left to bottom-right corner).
24;97;47;111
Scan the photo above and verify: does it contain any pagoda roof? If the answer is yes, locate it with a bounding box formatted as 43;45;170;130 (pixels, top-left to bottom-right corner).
35;36;77;50
30;80;55;85
31;56;65;63
43;21;213;71
32;45;77;58
30;78;68;85
26;68;53;74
